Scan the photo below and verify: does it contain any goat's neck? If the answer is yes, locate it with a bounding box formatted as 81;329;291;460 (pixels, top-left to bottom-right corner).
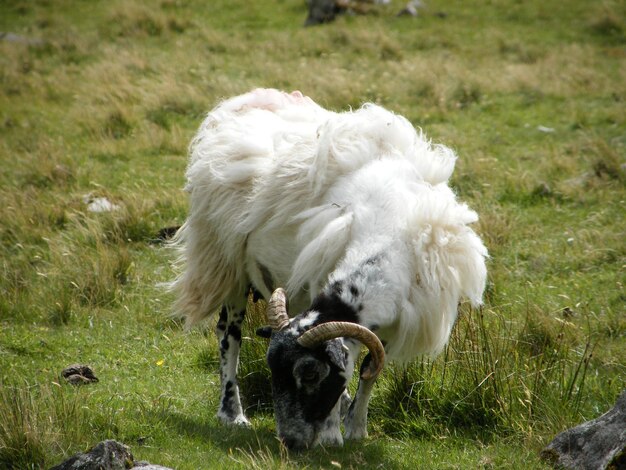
303;236;406;332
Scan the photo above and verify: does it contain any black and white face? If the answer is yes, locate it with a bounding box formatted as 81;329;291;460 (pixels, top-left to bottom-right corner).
263;328;349;449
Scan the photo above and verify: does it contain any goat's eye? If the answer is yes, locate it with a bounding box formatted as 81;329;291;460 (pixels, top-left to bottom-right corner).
293;358;326;387
301;369;318;383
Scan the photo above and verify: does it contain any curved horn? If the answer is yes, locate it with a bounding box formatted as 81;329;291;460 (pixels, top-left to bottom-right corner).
297;322;385;380
266;288;290;331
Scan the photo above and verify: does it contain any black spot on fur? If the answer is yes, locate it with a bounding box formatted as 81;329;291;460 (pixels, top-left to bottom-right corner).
227;324;242;343
217;306;228;331
303;368;346;422
220;337;229;351
221;380;235;417
349;284;359;297
330;281;343;296
310;290;359;324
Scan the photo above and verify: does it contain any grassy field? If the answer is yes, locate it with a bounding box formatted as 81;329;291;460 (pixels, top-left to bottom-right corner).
1;0;624;468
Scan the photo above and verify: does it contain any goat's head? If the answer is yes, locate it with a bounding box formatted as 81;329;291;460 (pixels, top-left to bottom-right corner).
257;288;384;449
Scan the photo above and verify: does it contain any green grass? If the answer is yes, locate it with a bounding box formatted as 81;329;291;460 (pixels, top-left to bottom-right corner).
1;0;624;468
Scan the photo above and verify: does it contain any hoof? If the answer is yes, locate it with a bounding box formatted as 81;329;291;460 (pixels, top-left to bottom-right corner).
344;413;368;440
317;434;344;447
344;427;368;440
217;413;251;427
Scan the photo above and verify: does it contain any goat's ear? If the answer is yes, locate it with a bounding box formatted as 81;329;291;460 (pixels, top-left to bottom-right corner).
325;340;347;372
256;326;272;338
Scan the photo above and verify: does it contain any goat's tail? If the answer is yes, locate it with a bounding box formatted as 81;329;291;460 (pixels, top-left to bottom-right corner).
166;221;243;328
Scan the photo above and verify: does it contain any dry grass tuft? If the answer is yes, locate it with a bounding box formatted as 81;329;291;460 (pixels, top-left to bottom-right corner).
0;385;49;469
0;384;92;469
475;205;516;253
102;110;134;140
230;441;293;470
588;138;625;182
588;5;625;44
103;4;174;39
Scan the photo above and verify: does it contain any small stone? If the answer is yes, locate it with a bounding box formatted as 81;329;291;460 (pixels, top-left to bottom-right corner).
0;32;44;45
134;462;176;469
65;374;94;385
82;193;121;213
88;197;120;213
305;0;341;25
397;0;424;16
61;364;99;385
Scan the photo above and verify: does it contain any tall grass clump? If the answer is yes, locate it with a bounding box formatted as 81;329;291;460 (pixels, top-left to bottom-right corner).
374;304;597;439
101;4;178;39
230;441;292;470
237;295;274;416
43;229;130;311
42;215;135;311
0;383;97;469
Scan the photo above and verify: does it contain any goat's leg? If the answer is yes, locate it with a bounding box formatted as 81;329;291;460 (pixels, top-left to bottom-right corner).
339;389;352;418
216;303;250;426
343;352;377;439
315;396;344;447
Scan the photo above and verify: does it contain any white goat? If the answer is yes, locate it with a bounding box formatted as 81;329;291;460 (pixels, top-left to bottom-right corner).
170;88;488;448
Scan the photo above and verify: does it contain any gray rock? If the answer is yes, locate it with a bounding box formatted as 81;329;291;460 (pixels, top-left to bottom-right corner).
397;0;424;17
541;390;626;469
134;462;175;470
305;0;343;26
0;32;44;45
49;440;133;470
49;440;175;470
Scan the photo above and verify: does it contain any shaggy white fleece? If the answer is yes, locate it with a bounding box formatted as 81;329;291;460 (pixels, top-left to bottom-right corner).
171;88;487;361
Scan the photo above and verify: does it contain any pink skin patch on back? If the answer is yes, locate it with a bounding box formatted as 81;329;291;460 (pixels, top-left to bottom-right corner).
223;88;315;113
286;90;316;106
